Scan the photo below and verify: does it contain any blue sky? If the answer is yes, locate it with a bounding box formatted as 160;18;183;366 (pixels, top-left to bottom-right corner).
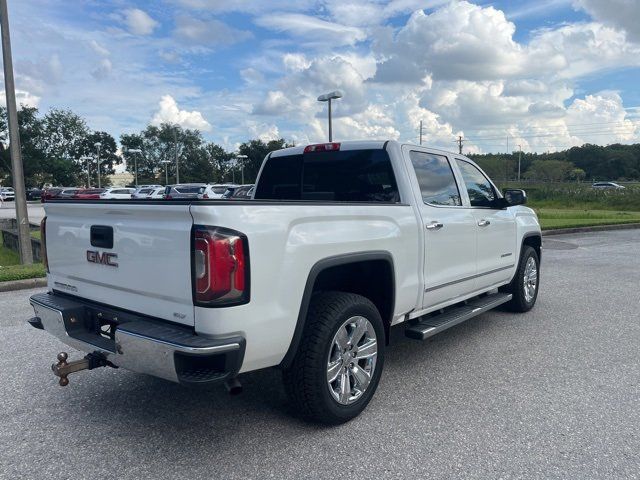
3;0;640;153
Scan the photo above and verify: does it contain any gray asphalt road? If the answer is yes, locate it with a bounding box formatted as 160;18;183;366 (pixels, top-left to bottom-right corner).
1;230;639;479
0;202;44;223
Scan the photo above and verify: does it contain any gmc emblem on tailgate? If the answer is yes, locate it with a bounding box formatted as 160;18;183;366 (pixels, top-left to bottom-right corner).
86;250;118;267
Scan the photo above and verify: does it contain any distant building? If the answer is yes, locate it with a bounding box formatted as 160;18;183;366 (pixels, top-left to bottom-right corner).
108;171;134;186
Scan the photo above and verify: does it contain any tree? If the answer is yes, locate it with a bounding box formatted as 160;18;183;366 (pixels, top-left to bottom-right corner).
78;131;121;187
524;159;574;182
569;167;586;183
237;138;292;183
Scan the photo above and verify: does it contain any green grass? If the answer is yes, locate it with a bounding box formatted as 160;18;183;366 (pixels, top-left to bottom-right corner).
0;245;46;282
535;208;640;230
30;230;41;240
0;263;46;282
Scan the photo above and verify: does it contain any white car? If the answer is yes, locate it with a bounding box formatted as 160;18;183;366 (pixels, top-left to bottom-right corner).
131;187;157;199
198;184;238;199
592;181;625;190
0;187;15;201
146;187;165;199
99;187;136;199
30;140;542;424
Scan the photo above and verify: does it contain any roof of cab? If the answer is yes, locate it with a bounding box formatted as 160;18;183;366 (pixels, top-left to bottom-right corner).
269;140;463;159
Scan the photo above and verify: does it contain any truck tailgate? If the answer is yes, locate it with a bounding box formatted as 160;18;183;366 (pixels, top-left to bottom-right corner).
44;202;195;326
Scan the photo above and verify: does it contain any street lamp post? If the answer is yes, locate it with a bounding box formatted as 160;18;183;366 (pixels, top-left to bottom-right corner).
94;142;102;188
127;148;142;187
173;126;179;184
161;160;171;186
236;154;248;184
317;90;343;142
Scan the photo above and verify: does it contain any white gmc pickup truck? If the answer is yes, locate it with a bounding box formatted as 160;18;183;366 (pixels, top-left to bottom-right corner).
28;140;541;424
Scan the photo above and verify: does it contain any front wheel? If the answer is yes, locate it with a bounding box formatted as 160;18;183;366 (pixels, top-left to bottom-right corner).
501;245;540;312
282;292;385;424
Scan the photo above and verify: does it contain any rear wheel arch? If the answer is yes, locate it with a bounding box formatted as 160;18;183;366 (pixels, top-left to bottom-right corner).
279;251;395;369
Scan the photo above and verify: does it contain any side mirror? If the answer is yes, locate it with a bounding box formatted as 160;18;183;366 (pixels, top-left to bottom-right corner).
502;189;527;207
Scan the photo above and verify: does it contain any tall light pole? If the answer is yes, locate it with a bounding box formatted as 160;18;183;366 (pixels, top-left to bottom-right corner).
317;90;342;142
94;142;102;188
80;156;92;187
1;0;32;263
236;154;248;184
173;126;179;184
127;148;142;187
517;144;522;182
161;160;170;186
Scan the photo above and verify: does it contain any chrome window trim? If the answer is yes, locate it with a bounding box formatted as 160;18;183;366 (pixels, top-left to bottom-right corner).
425;264;515;292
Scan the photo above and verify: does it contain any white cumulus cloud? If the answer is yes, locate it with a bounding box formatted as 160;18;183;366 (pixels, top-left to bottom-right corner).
122;8;159;36
151;95;212;131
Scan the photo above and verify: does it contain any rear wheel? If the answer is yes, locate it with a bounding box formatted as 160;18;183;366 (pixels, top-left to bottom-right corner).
501;245;539;312
282;292;385;424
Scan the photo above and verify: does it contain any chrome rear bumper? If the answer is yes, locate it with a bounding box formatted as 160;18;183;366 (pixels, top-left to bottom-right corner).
29;292;245;385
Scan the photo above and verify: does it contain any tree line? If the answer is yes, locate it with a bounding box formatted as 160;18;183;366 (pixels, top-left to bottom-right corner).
469;143;640;182
1;105;639;188
0;106;290;188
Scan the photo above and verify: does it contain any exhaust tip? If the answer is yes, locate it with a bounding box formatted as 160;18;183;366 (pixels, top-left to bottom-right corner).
224;376;242;395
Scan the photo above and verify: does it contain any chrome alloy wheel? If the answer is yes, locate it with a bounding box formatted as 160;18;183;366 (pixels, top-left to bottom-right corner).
523;256;538;303
326;316;378;405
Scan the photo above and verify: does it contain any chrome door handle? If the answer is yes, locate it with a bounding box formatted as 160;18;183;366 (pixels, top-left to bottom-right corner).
426;221;444;230
477;219;491;227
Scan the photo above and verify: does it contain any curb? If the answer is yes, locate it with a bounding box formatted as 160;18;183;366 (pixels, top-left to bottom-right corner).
0;277;47;292
542;223;640;236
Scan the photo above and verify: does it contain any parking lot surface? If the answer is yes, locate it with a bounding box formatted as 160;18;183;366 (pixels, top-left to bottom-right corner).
1;230;638;479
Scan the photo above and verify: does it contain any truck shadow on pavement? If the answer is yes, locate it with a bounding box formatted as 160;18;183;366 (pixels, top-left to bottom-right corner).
60;307;523;443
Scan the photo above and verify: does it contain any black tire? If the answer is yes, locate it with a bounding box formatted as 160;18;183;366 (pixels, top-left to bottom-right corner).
501;245;540;312
282;291;385;424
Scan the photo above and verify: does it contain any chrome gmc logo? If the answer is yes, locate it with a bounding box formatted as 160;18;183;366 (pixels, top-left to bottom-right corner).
86;250;118;267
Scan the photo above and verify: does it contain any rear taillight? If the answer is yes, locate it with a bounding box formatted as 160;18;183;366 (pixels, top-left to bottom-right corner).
40;217;48;273
192;226;249;306
304;142;340;153
203;194;209;199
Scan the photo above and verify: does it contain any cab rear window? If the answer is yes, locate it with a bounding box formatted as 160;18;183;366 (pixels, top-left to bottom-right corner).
254;149;399;203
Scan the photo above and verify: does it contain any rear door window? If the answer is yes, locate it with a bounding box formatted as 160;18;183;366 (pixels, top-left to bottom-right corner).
255;149;399;202
409;151;461;206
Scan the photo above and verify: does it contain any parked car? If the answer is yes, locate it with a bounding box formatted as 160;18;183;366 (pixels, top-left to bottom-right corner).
29;140;541;424
198;184;238;199
41;188;63;201
58;188;81;198
227;184;254;199
27;188;42;201
592;181;625;190
163;184;206;199
131;187;157;199
100;187;136;199
73;188;105;200
0;187;15;201
147;187;165;199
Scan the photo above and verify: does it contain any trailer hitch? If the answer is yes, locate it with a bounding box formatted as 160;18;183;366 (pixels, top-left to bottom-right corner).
52;352;116;386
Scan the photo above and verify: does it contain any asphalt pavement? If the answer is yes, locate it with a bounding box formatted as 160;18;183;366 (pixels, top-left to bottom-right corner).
1;230;638;479
0;202;44;224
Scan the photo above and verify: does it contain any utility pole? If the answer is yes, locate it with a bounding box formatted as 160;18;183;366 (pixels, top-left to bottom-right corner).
419;120;423;145
457;135;464;154
1;0;32;263
517;144;522;182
